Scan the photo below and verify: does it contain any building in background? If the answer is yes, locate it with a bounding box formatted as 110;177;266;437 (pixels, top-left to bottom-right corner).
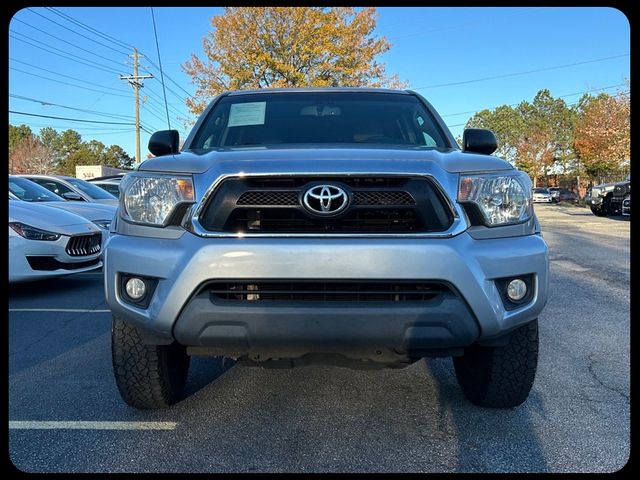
75;165;129;180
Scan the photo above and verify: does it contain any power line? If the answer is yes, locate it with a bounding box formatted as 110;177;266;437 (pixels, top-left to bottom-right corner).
388;8;537;41
27;8;131;56
143;87;186;118
9;111;136;125
413;54;630;90
142;102;171;126
8;120;135;132
440;83;628;118
9;58;128;93
20;9;192;108
10;67;132;98
35;6;194;108
142;58;194;99
9;32;123;75
46;7;134;52
150;7;171;129
11;17;126;69
9;94;134;121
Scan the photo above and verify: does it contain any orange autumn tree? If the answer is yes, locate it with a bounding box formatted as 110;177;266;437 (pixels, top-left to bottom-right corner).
182;7;407;115
573;89;630;179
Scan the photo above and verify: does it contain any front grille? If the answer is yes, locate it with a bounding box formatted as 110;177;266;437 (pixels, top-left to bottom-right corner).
236;190;416;207
26;256;100;271
204;281;451;302
65;233;101;257
200;176;453;234
225;208;420;232
614;184;630;197
237;191;299;206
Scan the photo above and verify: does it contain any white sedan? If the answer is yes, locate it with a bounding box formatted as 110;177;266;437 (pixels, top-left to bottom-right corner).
9;200;104;283
533;187;553;203
9;176;116;250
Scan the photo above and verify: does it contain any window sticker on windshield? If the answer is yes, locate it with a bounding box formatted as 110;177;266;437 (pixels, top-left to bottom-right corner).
228;102;266;127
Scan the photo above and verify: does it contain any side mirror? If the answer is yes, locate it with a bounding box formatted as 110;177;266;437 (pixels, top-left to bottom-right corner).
148;130;180;157
62;191;83;201
462;128;497;155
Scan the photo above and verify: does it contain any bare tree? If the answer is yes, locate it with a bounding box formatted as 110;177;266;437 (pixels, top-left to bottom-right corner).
10;136;58;174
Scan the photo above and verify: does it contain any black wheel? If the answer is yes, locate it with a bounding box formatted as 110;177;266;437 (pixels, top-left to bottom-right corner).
590;206;608;217
453;319;538;408
111;316;190;409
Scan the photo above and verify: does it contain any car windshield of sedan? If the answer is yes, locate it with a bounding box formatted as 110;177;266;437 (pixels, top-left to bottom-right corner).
9;177;64;202
66;178;117;200
190;92;450;149
534;188;549;194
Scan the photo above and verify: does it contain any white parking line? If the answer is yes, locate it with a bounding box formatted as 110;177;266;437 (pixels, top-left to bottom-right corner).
9;421;177;430
9;309;111;313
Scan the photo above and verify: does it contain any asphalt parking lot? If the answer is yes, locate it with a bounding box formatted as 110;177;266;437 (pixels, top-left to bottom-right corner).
8;204;630;473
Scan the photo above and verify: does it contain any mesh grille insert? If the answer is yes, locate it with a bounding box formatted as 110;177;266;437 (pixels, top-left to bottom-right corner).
205;281;451;302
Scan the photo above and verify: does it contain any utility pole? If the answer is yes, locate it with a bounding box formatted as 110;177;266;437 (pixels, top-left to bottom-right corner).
120;48;153;165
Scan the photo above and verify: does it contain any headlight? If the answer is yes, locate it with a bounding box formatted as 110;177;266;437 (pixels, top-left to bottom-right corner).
92;219;112;230
9;222;61;241
119;173;195;227
458;171;532;226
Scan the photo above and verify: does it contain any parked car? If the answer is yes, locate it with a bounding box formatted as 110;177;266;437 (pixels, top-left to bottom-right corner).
610;176;631;216
548;187;578;203
106;88;548;410
585;175;630;216
18;174;119;206
9;176;116;248
9;200;104;283
622;195;630;217
88;173;128;198
532;187;552;203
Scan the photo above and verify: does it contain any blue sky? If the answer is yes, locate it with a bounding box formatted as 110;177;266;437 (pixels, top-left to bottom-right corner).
8;7;630;161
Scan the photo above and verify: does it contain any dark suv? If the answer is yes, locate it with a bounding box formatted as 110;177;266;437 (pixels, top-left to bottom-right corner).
585;175;630;216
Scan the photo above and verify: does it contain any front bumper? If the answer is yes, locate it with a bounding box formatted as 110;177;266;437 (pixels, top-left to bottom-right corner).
9;235;102;283
105;230;549;355
585;196;603;207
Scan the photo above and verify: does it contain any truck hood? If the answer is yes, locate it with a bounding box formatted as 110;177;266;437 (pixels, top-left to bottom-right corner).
139;145;514;175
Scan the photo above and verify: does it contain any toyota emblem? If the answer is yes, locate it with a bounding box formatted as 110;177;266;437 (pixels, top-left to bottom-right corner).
302;185;349;215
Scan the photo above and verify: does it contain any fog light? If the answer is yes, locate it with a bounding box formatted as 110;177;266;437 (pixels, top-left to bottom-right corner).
125;277;146;300
507;279;527;301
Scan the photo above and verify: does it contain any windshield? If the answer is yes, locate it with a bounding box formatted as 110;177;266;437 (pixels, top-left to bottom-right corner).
66;178;117;200
534;188;549;193
190;92;450;149
9;177;64;202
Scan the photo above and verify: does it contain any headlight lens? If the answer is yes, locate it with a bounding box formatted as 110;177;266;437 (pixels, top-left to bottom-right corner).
458;171;532;226
92;219;112;230
119;174;195;227
9;222;61;241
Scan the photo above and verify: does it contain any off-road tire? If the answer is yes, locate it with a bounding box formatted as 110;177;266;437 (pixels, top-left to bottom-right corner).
590;206;608;217
111;316;190;409
453;319;538;408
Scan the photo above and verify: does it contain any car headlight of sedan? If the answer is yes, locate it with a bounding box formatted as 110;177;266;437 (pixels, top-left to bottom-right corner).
92;219;112;230
458;171;533;226
9;222;61;241
119;173;195;227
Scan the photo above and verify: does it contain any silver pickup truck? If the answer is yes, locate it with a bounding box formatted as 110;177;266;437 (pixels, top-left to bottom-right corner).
105;88;548;410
